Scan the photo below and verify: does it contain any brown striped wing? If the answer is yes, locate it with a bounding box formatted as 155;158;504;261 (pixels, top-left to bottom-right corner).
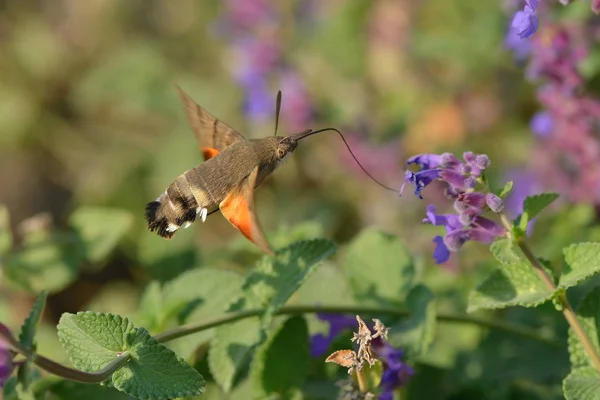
176;86;245;158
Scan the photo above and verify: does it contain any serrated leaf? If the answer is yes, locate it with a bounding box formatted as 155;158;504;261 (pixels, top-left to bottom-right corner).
58;312;204;399
568;287;600;370
57;312;135;372
490;239;521;265
467;262;553;312
560;243;600;290
251;316;310;397
19;291;47;351
518;193;559;231
343;229;414;307
563;367;600;400
112;327;204;400
69;207;133;263
0;205;11;256
388;285;436;358
497;181;513;198
242;239;336;318
208;317;262;393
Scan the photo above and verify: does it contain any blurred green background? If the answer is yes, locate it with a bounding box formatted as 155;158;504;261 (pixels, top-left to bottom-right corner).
0;0;589;398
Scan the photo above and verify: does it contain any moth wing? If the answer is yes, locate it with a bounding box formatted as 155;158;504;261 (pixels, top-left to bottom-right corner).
176;86;245;160
219;166;273;255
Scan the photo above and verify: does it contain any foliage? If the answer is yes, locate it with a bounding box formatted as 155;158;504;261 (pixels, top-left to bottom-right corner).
1;1;600;399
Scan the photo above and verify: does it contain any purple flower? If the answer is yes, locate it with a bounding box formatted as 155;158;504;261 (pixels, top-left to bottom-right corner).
505;27;532;61
405;152;507;263
422;205;462;232
406;154;442;170
511;5;538;39
530;111;554;137
372;337;414;399
432;236;451;264
0;324;15;388
310;313;356;358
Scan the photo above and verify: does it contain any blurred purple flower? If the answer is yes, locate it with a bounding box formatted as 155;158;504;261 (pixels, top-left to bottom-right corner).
505;27;532;61
530;111;554;137
218;1;318;125
372;337;414;399
511;5;539;39
310;313;356;358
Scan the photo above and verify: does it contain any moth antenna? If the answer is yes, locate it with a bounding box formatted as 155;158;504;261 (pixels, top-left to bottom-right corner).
273;90;282;135
293;127;398;193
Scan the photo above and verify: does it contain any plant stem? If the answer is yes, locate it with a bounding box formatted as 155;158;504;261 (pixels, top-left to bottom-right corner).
154;305;560;347
355;368;368;393
500;213;600;373
0;304;560;384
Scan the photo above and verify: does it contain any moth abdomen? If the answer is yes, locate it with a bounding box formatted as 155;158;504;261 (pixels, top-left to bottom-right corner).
144;199;175;239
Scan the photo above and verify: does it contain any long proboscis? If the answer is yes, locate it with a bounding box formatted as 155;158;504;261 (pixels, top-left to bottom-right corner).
292;127;398;193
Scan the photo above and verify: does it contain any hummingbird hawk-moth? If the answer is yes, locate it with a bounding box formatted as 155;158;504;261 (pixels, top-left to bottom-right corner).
144;87;334;255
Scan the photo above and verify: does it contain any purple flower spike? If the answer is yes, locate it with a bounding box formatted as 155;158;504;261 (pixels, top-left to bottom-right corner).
406;154;443;170
511;5;538;39
530;111;554;138
485;193;504;212
432;236;451;264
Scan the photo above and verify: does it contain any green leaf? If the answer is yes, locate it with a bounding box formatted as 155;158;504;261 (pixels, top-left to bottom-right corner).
207;239;334;393
497;181;513;198
490;239;521;265
251;316;310;397
112;327;204;400
343;229;415;307
57;312;135;372
208;317;262;393
69;207;133;263
17;291;47;390
518;193;559;231
560;243;600;290
18;291;47;351
0;205;11;256
568;287;600;370
388;285;436;358
467;262;553;312
136;268;245;360
4;231;81;293
58;312;204;399
242;239;336;318
563;367;600;400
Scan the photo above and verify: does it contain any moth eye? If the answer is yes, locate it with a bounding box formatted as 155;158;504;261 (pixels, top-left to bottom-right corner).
277;148;286;159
